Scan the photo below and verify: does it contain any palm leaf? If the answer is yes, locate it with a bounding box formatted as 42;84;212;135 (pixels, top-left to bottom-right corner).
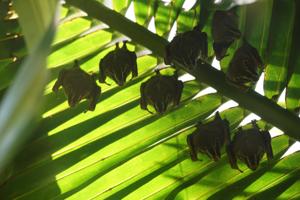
0;0;300;199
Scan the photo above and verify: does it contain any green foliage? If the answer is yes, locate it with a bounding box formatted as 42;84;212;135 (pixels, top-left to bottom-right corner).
0;0;58;174
0;0;300;199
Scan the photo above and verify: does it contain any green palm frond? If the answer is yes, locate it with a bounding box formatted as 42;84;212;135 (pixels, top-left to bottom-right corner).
0;0;300;199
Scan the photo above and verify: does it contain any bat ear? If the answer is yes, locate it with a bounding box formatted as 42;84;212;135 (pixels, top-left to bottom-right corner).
193;24;201;31
74;59;80;67
115;42;120;49
154;69;160;75
122;40;128;49
173;70;178;79
251;120;259;129
215;111;221;120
